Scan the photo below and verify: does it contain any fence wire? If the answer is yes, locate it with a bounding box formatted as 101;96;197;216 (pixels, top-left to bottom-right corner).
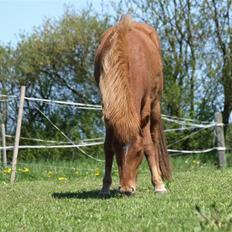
0;94;228;159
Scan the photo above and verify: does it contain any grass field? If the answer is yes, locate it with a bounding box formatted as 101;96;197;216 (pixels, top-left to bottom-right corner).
0;157;232;232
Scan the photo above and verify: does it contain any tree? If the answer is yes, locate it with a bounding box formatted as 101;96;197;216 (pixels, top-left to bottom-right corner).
1;8;109;160
120;0;231;131
200;0;232;133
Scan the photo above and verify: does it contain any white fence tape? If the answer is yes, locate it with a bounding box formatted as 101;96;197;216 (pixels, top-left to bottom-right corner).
0;94;17;99
34;107;104;162
0;141;104;150
0;94;224;126
1;94;227;157
24;97;102;109
168;147;226;154
161;114;211;124
162;116;217;128
164;126;201;132
0;145;227;155
5;134;104;144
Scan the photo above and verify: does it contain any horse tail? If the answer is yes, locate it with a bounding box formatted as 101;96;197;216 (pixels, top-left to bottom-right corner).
99;16;140;144
157;120;172;180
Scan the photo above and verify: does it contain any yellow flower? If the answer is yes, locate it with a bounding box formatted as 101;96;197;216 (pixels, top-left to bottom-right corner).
95;172;100;176
18;167;30;173
95;168;100;176
24;168;30;173
3;167;12;174
58;177;67;181
47;171;53;177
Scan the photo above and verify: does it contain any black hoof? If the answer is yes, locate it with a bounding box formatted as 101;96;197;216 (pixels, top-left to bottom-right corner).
98;190;111;198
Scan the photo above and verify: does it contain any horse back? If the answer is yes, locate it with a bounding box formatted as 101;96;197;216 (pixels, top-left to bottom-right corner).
94;17;163;143
95;20;163;97
127;25;163;105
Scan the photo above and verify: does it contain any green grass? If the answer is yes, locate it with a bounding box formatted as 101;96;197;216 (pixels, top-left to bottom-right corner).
0;158;232;232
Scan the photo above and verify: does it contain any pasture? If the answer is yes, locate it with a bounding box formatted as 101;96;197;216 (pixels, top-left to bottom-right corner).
1;158;232;232
1;1;232;232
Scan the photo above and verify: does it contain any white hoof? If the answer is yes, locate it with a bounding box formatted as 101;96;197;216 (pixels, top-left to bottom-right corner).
155;186;167;194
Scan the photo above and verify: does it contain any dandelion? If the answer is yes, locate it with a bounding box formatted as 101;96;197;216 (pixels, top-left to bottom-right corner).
22;167;30;173
95;168;100;176
47;171;53;178
58;177;67;181
192;160;196;164
18;167;30;173
3;167;11;174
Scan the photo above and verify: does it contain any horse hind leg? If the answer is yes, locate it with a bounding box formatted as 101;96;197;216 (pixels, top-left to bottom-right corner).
141;96;167;193
150;100;171;181
99;128;114;197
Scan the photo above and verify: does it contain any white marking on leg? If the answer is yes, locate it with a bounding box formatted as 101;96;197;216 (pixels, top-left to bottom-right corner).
155;184;167;193
122;144;130;156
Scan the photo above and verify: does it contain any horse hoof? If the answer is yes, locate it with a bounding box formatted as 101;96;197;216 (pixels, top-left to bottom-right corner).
155;187;168;195
119;186;135;196
98;190;110;198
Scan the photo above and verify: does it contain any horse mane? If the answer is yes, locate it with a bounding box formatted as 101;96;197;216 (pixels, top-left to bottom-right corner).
99;16;140;143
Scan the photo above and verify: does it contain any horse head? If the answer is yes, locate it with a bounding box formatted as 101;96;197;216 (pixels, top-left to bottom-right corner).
114;136;143;195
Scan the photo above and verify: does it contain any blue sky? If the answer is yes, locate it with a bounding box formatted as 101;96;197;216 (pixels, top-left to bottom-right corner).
0;1;231;122
0;0;104;45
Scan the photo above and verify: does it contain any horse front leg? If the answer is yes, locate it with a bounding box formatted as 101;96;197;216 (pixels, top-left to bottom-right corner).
143;124;167;194
99;128;114;197
144;146;167;193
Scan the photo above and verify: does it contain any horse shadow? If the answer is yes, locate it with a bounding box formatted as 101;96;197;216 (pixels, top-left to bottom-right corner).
52;189;122;200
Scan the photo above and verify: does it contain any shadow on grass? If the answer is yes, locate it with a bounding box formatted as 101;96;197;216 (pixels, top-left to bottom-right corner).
52;189;122;199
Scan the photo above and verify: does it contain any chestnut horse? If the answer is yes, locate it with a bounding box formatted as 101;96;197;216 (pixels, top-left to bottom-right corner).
94;16;171;196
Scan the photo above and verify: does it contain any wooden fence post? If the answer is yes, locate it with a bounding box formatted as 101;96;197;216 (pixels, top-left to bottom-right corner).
0;133;1;167
1;123;7;167
0;97;7;168
214;112;226;167
11;86;26;183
